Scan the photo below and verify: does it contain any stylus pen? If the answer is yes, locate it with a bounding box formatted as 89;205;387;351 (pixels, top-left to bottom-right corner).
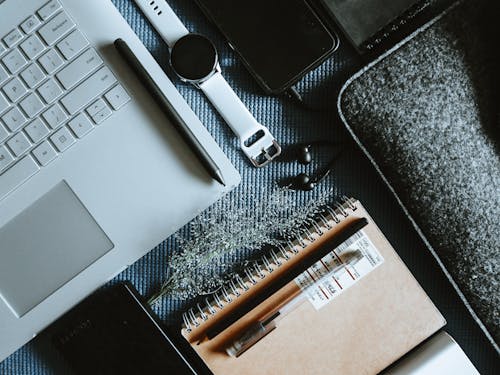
205;217;369;340
114;38;226;186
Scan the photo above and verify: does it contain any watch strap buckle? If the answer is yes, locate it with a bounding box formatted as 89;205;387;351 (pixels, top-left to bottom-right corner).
241;127;281;167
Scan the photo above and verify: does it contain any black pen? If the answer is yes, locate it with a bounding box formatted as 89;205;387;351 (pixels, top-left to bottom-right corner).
205;217;369;340
114;38;226;186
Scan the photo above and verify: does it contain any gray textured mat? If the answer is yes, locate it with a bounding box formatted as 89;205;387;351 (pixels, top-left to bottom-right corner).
340;0;499;342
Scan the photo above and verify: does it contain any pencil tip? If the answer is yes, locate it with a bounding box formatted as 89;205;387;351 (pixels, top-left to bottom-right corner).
214;170;226;186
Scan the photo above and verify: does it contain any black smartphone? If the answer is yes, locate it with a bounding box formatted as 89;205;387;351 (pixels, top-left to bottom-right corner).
195;0;339;94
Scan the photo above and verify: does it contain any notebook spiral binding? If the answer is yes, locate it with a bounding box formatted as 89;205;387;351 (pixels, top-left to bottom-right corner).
361;0;432;52
181;196;358;333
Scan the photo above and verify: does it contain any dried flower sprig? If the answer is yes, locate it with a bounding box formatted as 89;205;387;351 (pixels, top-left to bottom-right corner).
148;187;334;305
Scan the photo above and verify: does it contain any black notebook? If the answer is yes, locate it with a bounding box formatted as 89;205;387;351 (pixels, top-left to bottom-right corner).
320;0;422;48
49;282;212;375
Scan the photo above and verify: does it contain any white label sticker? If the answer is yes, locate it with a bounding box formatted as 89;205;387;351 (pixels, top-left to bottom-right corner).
294;230;384;310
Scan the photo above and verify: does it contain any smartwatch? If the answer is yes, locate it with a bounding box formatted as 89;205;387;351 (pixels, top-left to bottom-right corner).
133;0;281;167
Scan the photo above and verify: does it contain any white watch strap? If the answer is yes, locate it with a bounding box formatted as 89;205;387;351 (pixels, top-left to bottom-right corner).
134;0;281;166
133;0;188;48
200;72;280;167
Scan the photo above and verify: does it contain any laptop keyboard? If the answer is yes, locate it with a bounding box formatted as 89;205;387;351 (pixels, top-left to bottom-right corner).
0;0;130;200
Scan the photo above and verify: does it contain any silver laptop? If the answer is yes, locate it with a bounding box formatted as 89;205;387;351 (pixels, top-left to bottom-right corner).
0;0;240;362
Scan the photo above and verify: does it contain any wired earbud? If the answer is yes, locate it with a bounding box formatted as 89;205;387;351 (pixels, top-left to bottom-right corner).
291;172;317;191
295;145;313;165
278;141;341;191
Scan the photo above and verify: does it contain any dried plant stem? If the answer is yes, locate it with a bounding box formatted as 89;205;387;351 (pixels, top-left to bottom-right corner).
149;187;334;304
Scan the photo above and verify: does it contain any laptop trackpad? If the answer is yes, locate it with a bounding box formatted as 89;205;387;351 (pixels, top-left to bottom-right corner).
0;181;114;318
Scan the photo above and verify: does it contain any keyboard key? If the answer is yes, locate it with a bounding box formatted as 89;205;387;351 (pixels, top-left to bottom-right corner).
50;126;74;152
38;49;63;74
37;0;62;20
2;77;27;102
0;123;8;142
0;145;14;171
2;107;27;132
56;29;88;60
37;78;62;103
2;29;23;48
0;93;8;114
19;93;44;118
2;49;27;74
86;98;106;117
20;64;45;89
0;155;39;201
56;48;102;89
61;66;116;115
20;15;41;34
91;106;112;125
0;43;5;56
7;132;31;157
68;113;93;138
25;118;50;143
32;140;57;166
20;35;45;59
105;85;130;110
0;64;8;85
38;11;75;46
42;103;67;128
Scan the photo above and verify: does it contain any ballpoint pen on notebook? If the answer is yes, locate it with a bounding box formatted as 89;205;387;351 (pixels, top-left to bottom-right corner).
225;250;364;357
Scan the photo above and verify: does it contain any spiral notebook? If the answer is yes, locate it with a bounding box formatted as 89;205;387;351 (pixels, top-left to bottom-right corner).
180;198;446;375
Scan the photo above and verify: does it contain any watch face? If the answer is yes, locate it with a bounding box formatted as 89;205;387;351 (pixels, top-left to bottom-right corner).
171;34;218;82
